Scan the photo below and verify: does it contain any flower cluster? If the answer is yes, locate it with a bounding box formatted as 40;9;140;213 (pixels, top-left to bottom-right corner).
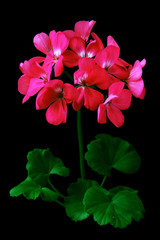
18;20;146;127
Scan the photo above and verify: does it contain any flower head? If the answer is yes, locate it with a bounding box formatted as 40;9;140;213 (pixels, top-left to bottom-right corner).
36;80;76;125
18;57;48;103
98;82;132;127
72;58;109;111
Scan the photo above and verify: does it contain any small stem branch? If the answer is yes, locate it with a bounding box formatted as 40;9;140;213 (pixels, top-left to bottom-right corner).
100;176;107;187
48;179;65;199
55;200;65;208
77;109;86;179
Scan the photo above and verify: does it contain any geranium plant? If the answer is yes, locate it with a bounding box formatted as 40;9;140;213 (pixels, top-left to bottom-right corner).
10;20;146;228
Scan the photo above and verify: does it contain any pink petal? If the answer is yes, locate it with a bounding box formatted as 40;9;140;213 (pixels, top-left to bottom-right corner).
63;83;76;103
109;82;125;96
104;46;120;68
63;30;76;41
112;89;132;110
95;46;120;70
107;104;124;128
107;35;119;48
54;55;64;77
98;103;107;124
46;99;67;125
84;87;104;111
139;86;146;99
18;74;31;95
22;95;30;104
69;37;85;57
33;32;52;54
72;87;84;111
20;59;45;78
95;48;108;68
74;20;96;41
140;58;146;68
129;60;142;81
26;78;45;97
128;78;145;98
62;50;80;67
43;51;55;79
51;32;69;56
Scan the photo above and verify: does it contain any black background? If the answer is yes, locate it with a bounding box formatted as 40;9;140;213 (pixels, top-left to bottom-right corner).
5;1;158;238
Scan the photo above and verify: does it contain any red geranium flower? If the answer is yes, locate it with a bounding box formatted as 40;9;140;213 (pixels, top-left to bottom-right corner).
36;80;76;125
18;57;48;103
98;82;132;127
72;58;109;111
34;31;69;77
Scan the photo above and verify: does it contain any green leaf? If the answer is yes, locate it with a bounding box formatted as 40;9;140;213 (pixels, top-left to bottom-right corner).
40;187;59;202
85;134;141;176
83;186;145;228
9;177;41;200
64;178;99;222
50;157;70;177
26;148;69;186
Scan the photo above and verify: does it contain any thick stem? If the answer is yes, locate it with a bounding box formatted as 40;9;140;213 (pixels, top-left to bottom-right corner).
77;109;86;179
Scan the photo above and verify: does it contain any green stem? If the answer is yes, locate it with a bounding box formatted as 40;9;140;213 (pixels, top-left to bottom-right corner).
100;176;107;187
55;200;65;208
77;109;86;179
48;179;65;199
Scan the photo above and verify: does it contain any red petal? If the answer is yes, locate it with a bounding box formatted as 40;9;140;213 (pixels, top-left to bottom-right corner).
18;74;30;95
109;82;125;96
36;80;63;110
107;104;124;127
63;30;76;41
84;87;104;111
26;78;45;97
86;33;104;58
98;103;107;124
63;83;76;103
112;89;132;110
95;46;120;69
33;32;52;54
72;87;84;111
46;99;67;125
74;20;96;41
91;32;104;50
54;55;63;77
62;50;80;67
51;32;69;56
109;64;130;80
78;57;95;72
69;37;85;57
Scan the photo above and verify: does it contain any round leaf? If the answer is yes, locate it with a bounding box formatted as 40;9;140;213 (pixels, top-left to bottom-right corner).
26;148;69;186
83;186;145;228
64;178;98;222
85;134;141;176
